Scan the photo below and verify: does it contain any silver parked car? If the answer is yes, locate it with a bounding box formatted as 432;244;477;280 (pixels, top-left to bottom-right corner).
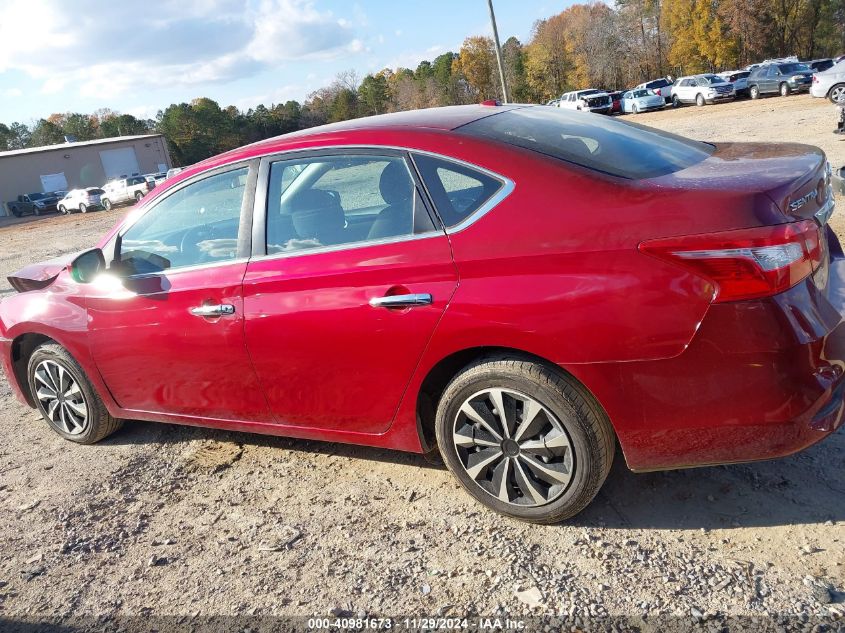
620;89;664;114
718;70;751;97
810;59;845;104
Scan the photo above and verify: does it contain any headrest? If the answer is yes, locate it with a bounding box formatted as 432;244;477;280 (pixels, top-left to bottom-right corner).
290;189;345;243
379;161;413;205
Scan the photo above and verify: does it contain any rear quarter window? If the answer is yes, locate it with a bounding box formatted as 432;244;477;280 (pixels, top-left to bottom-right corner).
457;106;713;180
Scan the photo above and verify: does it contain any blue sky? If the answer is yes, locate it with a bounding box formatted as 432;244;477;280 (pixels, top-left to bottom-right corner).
0;0;566;124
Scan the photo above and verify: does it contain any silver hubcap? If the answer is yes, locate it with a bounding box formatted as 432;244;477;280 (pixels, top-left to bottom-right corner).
452;388;574;507
832;87;845;103
34;360;88;435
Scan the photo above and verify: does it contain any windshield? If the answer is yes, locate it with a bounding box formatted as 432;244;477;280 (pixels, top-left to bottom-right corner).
457;106;714;180
779;63;811;73
648;79;671;88
702;75;726;84
578;90;600;97
632;89;650;98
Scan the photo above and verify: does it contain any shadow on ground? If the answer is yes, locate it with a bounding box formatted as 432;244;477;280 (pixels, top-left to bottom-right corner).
99;415;845;531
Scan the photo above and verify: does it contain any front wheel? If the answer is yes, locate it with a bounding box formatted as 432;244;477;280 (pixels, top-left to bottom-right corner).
102;198;112;210
672;95;681;108
27;343;123;444
134;191;143;202
695;93;705;106
750;85;760;99
632;104;639;114
780;82;789;97
435;356;615;524
58;205;66;214
829;84;845;104
79;203;88;213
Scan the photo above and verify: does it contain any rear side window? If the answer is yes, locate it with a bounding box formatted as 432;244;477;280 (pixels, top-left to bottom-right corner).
457;107;713;180
412;154;503;227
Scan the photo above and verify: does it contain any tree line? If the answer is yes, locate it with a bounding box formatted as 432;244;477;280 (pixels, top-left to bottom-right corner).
1;0;842;166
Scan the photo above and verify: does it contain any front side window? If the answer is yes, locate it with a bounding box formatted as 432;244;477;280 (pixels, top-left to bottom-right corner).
117;166;248;275
265;155;434;255
412;153;504;227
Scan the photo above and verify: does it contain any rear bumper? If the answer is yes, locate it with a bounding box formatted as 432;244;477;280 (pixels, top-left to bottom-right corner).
584;227;845;471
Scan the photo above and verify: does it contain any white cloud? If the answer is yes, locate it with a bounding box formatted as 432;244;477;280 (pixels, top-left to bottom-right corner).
0;0;363;99
3;88;23;97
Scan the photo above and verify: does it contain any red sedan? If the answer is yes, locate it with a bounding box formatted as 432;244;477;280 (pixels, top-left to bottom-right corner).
1;105;842;523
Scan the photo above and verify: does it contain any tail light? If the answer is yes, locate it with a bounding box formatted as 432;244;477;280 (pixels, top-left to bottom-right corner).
639;220;822;302
813;75;818;83
655;88;662;96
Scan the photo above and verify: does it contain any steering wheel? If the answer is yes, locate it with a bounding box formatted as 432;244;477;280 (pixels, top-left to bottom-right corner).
179;225;215;264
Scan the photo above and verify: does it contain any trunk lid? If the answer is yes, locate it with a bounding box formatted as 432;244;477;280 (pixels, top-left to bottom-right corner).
650;142;833;225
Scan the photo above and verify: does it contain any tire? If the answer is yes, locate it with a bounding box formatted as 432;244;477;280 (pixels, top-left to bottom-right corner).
12;209;21;217
830;84;845;104
750;85;760;100
58;205;66;214
79;203;88;214
672;95;681;108
27;343;122;445
434;355;615;524
632;104;639;114
134;191;143;202
780;82;789;97
695;93;705;107
103;198;112;211
34;207;41;216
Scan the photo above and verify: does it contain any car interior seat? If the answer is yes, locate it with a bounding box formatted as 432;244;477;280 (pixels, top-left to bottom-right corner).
367;161;414;240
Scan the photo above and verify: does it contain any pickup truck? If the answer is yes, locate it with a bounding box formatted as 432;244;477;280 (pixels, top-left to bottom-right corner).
6;192;60;217
100;176;152;210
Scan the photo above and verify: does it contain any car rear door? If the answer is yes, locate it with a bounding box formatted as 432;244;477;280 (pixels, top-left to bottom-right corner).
86;161;272;422
242;149;458;434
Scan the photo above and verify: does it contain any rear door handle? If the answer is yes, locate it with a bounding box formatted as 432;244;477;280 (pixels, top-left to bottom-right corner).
190;304;235;317
369;293;433;309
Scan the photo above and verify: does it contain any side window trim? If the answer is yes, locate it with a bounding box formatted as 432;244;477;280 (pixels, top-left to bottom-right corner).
112;159;258;276
408;152;514;235
250;148;441;259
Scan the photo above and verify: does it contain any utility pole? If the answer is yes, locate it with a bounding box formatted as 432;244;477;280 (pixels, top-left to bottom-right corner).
487;0;509;103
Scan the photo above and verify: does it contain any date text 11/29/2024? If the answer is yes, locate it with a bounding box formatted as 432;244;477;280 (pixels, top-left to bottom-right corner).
306;617;526;630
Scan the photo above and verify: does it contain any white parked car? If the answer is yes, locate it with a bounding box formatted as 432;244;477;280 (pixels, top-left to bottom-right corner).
57;188;105;214
810;59;845;104
671;74;735;107
634;78;675;104
557;89;612;114
620;89;665;114
100;176;151;210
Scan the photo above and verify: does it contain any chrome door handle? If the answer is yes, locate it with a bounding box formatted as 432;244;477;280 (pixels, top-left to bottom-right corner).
190;304;235;317
369;293;433;308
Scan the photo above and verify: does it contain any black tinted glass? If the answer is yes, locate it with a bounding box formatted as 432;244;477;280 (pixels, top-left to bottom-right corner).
458;107;713;180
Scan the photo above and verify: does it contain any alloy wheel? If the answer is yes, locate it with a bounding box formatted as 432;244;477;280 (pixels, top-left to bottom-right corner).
33;360;88;435
831;85;845;104
452;388;574;507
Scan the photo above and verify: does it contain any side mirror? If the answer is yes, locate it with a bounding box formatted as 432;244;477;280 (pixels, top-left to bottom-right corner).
70;248;105;284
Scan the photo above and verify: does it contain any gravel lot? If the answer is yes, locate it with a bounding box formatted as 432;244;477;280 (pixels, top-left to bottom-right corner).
1;96;844;631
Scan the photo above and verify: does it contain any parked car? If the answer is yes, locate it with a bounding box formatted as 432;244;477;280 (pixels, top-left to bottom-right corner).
748;62;814;98
718;70;751;97
808;58;834;73
6;192;60;217
100;176;151;210
835;54;845;64
607;91;623;114
671;74;735;106
557;89;613;114
545;98;560;107
142;172;167;190
165;167;185;179
57;188;105;214
634;77;675;104
810;59;845;104
1;104;842;524
620;88;665;114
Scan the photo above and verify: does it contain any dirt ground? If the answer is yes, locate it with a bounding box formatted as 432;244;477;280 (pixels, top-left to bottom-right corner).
1;96;844;631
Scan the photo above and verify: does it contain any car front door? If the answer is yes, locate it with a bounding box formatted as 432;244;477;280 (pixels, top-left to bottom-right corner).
765;65;779;92
242;150;458;434
85;161;272;422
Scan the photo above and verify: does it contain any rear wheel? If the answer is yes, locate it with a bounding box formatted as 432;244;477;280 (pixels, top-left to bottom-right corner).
102;198;112;210
695;93;705;106
779;82;789;97
672;95;681;108
435;356;614;524
632;104;639;114
134;191;143;202
79;203;88;213
27;343;122;444
58;205;66;214
34;207;41;216
750;85;760;99
830;84;845;104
